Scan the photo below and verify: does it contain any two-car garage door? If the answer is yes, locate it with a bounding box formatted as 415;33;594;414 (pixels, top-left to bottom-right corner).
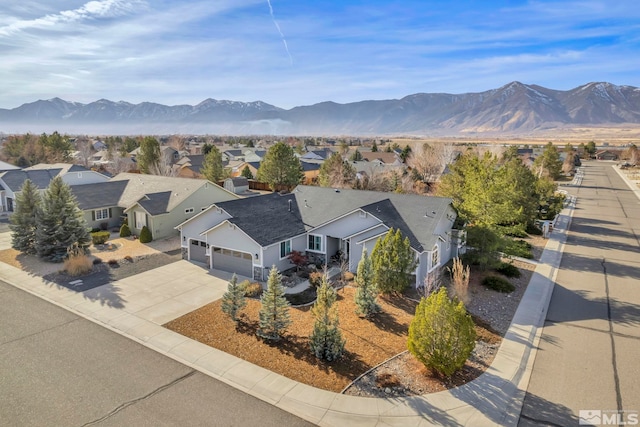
189;240;253;278
211;247;253;278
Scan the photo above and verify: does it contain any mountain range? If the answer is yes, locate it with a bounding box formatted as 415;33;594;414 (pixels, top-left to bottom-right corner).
1;82;640;136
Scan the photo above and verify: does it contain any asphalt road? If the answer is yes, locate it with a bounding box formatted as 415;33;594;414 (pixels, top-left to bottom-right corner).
519;162;640;426
0;281;313;427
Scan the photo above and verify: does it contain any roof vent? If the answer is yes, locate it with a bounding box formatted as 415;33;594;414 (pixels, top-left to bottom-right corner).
288;199;292;212
304;199;309;208
334;188;340;193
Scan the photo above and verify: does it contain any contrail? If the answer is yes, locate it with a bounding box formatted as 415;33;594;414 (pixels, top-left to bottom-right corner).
266;0;293;65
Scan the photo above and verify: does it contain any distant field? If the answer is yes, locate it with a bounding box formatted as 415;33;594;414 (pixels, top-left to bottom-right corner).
389;126;640;148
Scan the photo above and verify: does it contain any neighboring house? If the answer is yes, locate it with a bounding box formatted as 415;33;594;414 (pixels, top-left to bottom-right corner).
231;161;260;178
176;185;461;284
595;150;619;161
70;173;239;238
300;161;321;184
0;164;109;213
92;140;107;151
350;161;403;182
176;154;205;178
300;148;334;161
223;150;244;162
223;177;249;194
243;149;266;163
360;151;402;165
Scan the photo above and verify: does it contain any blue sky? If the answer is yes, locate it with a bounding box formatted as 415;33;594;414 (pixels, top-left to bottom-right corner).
0;0;638;109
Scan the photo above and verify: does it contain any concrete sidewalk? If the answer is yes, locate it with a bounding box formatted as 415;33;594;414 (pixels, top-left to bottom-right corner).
0;202;575;426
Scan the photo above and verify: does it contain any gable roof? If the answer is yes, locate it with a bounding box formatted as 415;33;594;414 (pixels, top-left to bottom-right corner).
360;151;399;164
70;180;129;210
0;169;62;191
24;163;90;174
211;192;306;246
206;185;454;251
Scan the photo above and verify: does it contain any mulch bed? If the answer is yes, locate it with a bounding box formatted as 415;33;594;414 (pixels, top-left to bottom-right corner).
164;286;499;393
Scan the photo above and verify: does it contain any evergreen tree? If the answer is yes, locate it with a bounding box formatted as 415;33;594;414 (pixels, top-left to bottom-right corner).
309;275;345;361
349;149;363;162
35;176;90;262
400;145;412;162
585;141;597;157
201;145;225;182
221;274;247;323
137;136;161;174
9;179;41;254
354;248;380;317
139;225;152;243
257;266;292;340
370;228;417;295
371;142;378;152
240;165;254;180
256;142;303;190
407;287;476;377
318;152;356;188
533;142;563;179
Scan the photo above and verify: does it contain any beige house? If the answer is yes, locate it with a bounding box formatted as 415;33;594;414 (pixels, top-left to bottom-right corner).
71;173;239;239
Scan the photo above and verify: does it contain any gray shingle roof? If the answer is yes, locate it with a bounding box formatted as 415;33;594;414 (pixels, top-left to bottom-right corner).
136;191;172;215
70;181;129;210
0;169;62;191
214;192;306;246
211;185;454;251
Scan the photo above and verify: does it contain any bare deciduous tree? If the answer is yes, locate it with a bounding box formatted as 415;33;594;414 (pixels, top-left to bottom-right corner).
76;139;93;168
408;142;456;184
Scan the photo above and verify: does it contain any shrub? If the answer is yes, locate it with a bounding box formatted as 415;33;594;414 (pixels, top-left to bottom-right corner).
119;223;131;238
244;282;263;297
448;257;470;304
107;259;118;266
93;258;102;265
64;250;93;277
496;262;521;278
500;224;528;238
502;239;533;259
309;277;345;361
139;225;152;243
482;275;515;293
91;231;110;245
526;223;543;235
221;274;247;323
309;271;324;289
124;255;134;263
407;287;476;377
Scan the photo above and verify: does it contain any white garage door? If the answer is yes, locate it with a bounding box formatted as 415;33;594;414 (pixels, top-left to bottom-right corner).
190;239;208;263
212;247;253;278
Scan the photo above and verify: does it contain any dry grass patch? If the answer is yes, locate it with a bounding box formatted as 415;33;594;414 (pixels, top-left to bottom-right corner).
165;286;416;392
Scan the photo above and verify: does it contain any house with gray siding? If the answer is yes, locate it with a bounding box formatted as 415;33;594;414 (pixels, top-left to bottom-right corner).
176;185;462;285
71;173;239;238
0;163;109;213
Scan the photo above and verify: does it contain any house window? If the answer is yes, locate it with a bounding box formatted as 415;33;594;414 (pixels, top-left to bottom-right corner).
280;240;292;259
185;207;194;214
135;211;146;229
94;208;110;220
431;245;440;269
308;234;322;252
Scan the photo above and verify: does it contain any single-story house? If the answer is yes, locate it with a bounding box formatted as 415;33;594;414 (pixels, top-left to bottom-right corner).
223;177;249;194
176;185;463;285
360;151;403;166
71;173;239;238
0;164;109;213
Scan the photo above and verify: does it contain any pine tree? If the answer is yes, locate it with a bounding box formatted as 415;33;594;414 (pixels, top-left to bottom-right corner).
407;287;476;377
318;152;356;188
221;274;247;323
137;136;161;174
256;142;303;191
309;275;345;361
354;248;380;317
9;179;41;254
371;142;378;152
240;165;254;180
35;176;91;262
139;225;152;243
201;145;225;182
370;228;417;294
257;266;292;341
